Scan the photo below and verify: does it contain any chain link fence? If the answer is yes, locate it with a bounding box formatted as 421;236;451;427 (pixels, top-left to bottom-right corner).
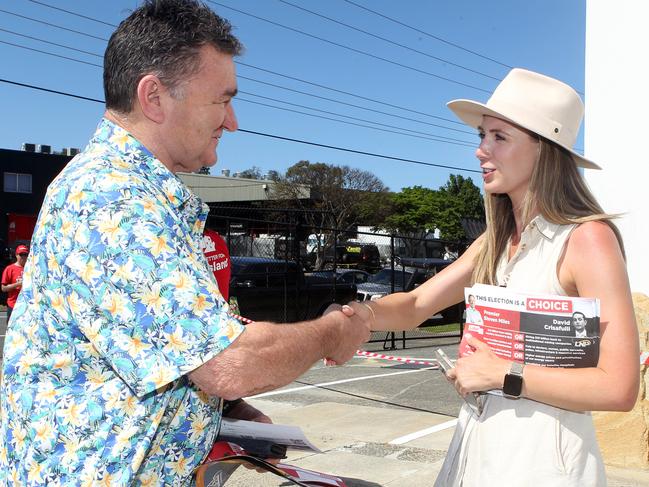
207;206;466;349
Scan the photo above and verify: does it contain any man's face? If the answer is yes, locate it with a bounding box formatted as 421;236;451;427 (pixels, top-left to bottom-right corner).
572;313;586;332
159;45;238;173
16;253;27;266
468;295;476;307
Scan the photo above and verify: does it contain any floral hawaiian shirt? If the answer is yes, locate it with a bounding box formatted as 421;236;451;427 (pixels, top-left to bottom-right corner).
0;118;245;486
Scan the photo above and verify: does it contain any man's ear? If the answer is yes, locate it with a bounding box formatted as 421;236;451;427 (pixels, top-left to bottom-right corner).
137;74;166;124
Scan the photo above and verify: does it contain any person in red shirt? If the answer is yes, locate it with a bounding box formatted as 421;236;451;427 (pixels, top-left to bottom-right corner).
202;229;232;301
201;229;274;440
1;244;29;322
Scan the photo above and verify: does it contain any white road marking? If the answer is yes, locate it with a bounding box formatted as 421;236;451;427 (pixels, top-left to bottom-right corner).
250;368;434;399
389;419;458;445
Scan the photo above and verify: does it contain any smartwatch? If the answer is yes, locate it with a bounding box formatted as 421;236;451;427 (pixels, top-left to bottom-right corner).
503;361;524;398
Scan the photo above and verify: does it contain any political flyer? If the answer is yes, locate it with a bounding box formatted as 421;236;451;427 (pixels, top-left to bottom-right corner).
195;441;347;487
460;284;600;368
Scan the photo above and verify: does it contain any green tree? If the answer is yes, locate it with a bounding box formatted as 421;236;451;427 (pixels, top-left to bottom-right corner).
382;186;441;237
375;174;484;245
436;174;484;240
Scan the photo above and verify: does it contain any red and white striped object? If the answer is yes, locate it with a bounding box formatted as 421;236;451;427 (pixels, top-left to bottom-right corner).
354;350;439;367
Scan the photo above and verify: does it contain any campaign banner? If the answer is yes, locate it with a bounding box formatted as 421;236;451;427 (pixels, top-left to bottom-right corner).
460;284;600;368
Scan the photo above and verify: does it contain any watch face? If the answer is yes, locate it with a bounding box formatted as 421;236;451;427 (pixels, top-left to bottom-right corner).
503;373;523;397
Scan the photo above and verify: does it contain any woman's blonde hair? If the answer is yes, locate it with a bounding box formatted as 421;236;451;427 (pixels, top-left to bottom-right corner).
472;137;624;285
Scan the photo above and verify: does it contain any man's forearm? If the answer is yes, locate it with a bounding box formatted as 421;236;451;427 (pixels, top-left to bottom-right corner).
189;309;369;400
189;318;332;399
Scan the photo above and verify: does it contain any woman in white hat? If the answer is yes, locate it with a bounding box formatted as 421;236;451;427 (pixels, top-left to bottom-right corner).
353;68;639;486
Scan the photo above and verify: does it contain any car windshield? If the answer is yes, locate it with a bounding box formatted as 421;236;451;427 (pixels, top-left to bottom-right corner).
368;268;413;286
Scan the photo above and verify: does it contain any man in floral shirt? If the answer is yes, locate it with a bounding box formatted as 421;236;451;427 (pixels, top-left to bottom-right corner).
0;1;372;484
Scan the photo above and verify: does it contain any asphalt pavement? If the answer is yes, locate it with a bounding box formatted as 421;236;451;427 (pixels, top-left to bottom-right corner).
1;312;648;486
220;337;649;487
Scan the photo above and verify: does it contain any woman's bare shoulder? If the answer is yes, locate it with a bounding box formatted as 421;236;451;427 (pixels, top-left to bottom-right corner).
568;220;621;255
563;220;625;290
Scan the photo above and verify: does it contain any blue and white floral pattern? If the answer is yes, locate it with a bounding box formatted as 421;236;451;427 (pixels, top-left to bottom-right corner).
0;118;245;485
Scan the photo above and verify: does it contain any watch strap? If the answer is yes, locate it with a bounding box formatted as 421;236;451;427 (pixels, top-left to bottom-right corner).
509;361;524;376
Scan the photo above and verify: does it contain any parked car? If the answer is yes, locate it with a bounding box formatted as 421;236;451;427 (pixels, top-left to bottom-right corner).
305;243;381;273
307;268;371;286
356;258;463;324
229;256;358;323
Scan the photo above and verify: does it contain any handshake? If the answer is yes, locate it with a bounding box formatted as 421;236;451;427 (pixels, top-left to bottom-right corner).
320;301;377;366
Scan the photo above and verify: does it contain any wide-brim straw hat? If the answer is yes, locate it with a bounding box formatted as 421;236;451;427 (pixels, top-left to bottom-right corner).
447;68;600;170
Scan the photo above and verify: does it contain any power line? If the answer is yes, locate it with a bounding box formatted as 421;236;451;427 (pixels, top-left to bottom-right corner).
27;0;117;27
0;35;475;146
10;3;470;127
238;75;474;136
0;77;103;103
0;78;480;174
239;91;475;145
0;8;109;41
236;62;467;127
0;40;103;68
237;95;476;147
278;0;501;81
208;1;491;94
341;0;513;70
0;23;473;135
237;129;480;173
341;0;585;96
0;27;102;58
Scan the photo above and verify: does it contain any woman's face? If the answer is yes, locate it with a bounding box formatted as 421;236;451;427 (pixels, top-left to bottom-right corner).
476;116;539;205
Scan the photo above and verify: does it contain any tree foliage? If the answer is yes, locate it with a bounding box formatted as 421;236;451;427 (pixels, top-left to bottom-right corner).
271;160;389;268
376;174;484;241
238;166;264;179
437;174;485;240
272;160;388;229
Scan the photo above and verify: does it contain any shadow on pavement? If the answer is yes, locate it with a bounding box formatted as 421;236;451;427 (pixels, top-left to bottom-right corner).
339;478;384;487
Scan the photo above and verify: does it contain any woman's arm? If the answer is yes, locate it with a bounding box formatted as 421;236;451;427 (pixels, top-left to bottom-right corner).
365;237;482;331
450;221;640;411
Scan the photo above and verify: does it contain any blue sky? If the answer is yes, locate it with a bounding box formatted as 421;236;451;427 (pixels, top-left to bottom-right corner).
0;0;586;192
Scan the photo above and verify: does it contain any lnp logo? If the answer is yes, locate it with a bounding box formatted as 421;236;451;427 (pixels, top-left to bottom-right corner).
575;339;593;348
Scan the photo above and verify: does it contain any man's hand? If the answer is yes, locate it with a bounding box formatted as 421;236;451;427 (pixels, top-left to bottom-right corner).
223;399;271;424
222;400;283;466
322;305;371;365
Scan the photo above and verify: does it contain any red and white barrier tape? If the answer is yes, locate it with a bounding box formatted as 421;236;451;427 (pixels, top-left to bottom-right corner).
641;352;649;366
230;313;254;324
354;350;439;367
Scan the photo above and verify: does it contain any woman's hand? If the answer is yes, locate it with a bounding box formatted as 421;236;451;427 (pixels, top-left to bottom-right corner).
447;334;510;396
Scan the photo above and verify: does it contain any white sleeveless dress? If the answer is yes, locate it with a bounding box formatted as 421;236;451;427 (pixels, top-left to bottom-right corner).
434;216;606;487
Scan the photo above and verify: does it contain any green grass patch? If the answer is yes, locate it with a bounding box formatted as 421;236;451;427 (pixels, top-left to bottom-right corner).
418;322;461;334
